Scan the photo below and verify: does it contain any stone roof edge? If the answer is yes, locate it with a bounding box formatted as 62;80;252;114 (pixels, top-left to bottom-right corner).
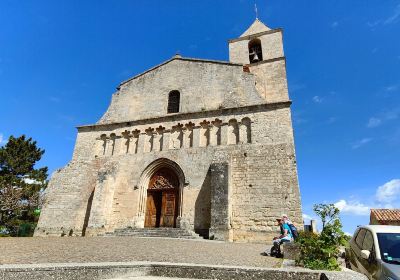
117;57;243;89
248;56;286;67
76;101;292;131
228;28;283;43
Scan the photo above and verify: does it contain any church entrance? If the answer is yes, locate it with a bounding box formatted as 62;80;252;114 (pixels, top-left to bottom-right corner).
144;168;179;228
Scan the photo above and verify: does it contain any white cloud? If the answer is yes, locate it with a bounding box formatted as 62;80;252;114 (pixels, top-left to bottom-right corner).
384;4;400;25
352;138;372;149
292;111;308;125
366;4;400;30
376;179;400;204
367;20;381;29
367;117;382;128
49;96;61;103
367;108;399;128
312;95;323;103
334;199;370;216
332;179;400;216
384;109;399;120
0;133;6;146
386;85;398;92
289;83;306;93
302;213;313;220
23;178;41;185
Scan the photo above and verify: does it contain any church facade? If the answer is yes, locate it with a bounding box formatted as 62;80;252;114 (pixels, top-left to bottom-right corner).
35;19;303;242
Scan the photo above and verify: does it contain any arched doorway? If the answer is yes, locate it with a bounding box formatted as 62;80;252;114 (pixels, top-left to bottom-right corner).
144;167;179;228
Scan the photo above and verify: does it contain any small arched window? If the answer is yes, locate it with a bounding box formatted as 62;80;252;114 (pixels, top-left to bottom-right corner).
248;38;263;63
167;90;180;113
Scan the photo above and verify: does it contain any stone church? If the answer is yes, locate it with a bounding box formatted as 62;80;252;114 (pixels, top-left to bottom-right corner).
35;19;303;242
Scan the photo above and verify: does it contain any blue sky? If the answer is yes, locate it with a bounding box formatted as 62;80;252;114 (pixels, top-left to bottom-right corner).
0;0;399;234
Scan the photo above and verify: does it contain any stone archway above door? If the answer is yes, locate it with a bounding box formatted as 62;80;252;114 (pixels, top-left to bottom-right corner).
137;158;186;229
145;168;179;228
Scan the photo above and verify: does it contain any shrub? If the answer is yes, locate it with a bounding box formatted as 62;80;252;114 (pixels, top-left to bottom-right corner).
295;204;347;271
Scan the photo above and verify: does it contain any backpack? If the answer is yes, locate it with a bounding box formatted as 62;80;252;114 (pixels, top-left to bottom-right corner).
270;245;283;258
288;223;299;240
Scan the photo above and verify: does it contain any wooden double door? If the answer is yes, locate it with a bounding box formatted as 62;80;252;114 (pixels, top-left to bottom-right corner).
144;168;179;228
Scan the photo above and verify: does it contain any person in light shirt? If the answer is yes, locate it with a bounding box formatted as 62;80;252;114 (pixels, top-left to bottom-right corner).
264;217;292;257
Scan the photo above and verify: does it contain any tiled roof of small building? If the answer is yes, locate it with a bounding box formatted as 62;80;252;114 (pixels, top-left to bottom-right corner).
371;209;400;221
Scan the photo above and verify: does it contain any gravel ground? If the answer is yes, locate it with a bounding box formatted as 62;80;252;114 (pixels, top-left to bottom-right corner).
0;237;279;268
108;277;205;280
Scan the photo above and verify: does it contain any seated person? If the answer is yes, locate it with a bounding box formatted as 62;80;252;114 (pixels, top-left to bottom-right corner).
264;217;292;257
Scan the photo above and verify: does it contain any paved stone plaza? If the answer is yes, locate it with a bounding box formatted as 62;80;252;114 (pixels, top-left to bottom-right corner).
0;237;279;268
109;277;203;280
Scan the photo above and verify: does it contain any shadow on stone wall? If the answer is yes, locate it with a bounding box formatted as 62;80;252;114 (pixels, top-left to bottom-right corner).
194;167;211;238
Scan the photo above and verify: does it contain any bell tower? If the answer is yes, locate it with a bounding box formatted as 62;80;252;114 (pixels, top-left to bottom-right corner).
228;19;289;103
228;18;284;64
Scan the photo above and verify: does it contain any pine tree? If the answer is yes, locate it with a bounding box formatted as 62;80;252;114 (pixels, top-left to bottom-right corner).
0;135;48;236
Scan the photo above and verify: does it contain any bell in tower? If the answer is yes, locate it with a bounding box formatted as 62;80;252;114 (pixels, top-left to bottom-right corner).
248;39;263;63
228;18;284;65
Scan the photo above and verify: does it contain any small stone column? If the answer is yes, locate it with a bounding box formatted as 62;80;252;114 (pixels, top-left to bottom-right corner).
192;126;201;148
96;134;107;157
170;123;183;149
228;119;239;145
162;130;171;151
210;119;222;146
136;131;145;154
183;122;194;148
121;130;131;154
154;126;165;152
144;127;154;153
199;120;210;147
106;133;117;156
131;129;140;154
220;124;228;146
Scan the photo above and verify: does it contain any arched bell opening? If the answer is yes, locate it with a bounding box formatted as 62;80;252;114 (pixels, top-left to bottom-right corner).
248;38;263;63
137;158;185;228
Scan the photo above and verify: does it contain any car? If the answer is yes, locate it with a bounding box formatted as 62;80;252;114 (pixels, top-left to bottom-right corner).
346;225;400;280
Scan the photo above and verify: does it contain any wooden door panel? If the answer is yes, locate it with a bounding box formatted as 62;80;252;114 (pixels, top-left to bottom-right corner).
145;193;157;227
161;192;176;227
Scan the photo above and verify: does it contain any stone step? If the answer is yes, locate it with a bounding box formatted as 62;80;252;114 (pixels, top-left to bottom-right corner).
103;227;203;239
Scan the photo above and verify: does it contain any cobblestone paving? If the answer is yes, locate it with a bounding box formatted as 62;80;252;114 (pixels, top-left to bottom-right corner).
0;237;278;268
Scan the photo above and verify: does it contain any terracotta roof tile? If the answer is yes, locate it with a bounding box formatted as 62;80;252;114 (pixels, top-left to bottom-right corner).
371;209;400;221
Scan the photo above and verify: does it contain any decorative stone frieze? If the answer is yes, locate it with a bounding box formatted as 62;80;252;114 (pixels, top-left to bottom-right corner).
94;118;252;158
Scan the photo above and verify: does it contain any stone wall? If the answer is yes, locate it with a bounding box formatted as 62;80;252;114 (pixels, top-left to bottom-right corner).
98;57;288;125
0;262;368;280
36;105;303;241
370;216;400;226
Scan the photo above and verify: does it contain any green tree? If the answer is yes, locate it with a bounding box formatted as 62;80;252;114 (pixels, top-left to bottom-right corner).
296;203;348;271
0;135;48;236
313;203;340;230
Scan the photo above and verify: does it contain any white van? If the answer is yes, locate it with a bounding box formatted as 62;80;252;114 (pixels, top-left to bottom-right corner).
346;225;400;280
